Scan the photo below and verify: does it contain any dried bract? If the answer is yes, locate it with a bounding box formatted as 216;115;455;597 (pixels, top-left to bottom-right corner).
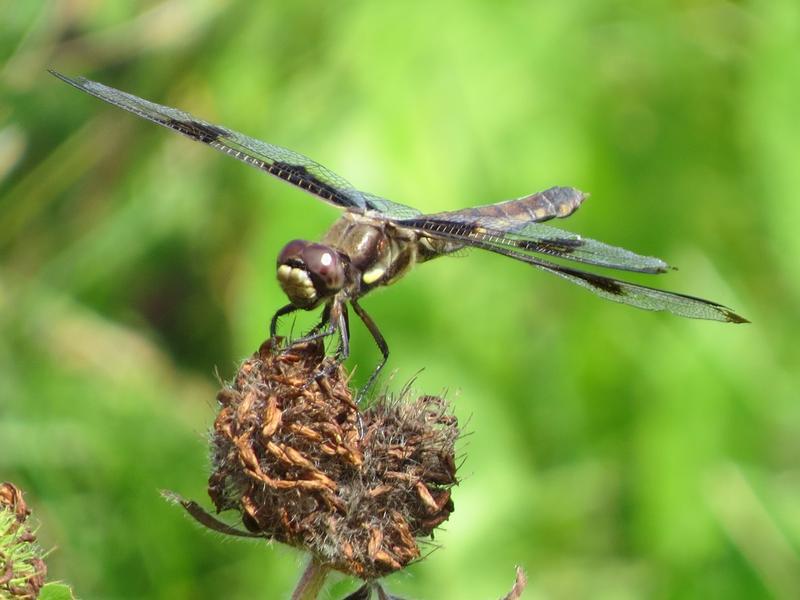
208;339;460;580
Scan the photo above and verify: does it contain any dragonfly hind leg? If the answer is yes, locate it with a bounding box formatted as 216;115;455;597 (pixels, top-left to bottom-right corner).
350;298;389;399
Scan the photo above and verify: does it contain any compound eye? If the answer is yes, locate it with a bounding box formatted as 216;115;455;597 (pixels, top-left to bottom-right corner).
303;244;345;291
277;239;309;267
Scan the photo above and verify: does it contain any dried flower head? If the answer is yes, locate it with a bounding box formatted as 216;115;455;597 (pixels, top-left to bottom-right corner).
207;338;460;580
0;483;47;599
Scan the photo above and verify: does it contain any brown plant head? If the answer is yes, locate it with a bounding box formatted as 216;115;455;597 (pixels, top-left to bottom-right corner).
208;338;460;580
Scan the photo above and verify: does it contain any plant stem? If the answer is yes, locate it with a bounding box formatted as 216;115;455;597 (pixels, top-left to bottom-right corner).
291;557;329;600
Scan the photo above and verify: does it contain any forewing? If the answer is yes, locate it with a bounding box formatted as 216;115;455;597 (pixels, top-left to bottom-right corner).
492;221;669;273
398;187;670;273
50;70;393;213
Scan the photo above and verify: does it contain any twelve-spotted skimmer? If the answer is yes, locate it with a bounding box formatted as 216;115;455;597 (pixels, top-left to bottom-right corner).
51;71;746;389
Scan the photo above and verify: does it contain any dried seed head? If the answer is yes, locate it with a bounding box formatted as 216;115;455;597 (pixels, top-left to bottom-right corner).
208;339;460;579
0;482;47;598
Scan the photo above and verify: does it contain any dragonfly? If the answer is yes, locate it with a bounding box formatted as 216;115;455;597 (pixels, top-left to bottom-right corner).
51;70;747;391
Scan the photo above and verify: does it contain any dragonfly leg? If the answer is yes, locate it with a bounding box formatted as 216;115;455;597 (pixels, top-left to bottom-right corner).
307;303;332;336
269;303;299;338
302;299;350;387
351;298;389;400
295;302;338;345
334;301;350;362
328;302;365;435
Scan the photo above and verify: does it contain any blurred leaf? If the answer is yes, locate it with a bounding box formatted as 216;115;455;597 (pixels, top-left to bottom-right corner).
40;583;77;600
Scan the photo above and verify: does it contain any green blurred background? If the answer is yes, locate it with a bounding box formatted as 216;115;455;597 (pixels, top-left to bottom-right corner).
1;1;798;598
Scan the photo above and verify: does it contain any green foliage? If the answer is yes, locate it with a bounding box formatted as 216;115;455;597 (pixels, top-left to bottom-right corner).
39;583;77;600
1;1;799;598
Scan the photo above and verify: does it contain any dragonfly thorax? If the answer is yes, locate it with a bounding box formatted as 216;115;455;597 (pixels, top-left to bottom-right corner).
276;240;347;309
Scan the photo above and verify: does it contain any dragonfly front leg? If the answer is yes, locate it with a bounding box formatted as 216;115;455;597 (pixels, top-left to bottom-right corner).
269;303;299;338
272;301;334;336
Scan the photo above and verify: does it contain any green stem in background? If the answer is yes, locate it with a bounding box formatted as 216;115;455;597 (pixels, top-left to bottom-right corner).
291;557;330;600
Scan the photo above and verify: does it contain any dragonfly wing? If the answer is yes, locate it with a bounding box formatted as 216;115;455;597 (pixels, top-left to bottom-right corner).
495;221;670;273
398;186;670;273
359;191;422;219
50;70;377;212
422;186;587;225
396;189;745;322
462;238;747;323
532;257;747;323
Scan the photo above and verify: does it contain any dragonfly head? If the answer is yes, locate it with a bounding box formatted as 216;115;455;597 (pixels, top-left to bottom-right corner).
277;240;346;309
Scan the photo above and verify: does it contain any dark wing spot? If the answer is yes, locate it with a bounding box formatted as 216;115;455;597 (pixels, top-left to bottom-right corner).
572;270;625;295
516;237;583;254
272;161;343;200
166;119;227;143
723;309;750;324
